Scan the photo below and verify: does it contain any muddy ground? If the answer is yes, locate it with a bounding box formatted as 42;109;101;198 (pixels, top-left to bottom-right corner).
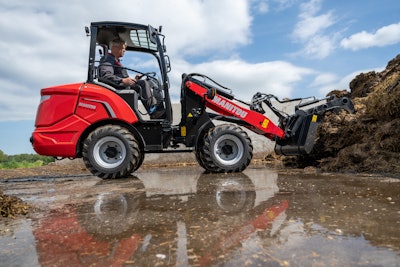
1;166;400;266
0;164;88;218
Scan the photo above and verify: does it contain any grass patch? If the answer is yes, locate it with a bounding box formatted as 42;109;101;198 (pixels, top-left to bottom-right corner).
0;150;55;169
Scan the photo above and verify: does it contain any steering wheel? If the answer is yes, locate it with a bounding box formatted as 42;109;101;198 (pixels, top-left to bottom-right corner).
137;72;161;92
137;72;157;80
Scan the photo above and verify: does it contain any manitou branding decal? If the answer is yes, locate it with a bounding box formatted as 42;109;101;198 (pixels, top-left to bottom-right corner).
78;102;97;110
212;95;248;118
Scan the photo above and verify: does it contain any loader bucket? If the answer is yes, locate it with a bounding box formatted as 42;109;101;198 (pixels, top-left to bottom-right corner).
274;111;320;155
274;96;355;156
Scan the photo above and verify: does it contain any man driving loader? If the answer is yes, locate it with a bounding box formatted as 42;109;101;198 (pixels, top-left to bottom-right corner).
98;38;165;119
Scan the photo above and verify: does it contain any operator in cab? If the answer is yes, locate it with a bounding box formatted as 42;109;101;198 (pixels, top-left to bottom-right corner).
98;38;165;119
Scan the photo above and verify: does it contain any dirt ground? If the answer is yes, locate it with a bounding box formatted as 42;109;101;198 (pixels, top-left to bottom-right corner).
0;165;83;217
2;165;399;266
0;164;90;180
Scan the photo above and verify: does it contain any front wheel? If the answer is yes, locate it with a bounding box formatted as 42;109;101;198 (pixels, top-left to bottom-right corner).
200;124;253;173
82;125;142;179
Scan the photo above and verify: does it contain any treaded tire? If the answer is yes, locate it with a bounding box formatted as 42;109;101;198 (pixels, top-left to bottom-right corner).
195;131;208;170
82;125;142;179
201;124;253;173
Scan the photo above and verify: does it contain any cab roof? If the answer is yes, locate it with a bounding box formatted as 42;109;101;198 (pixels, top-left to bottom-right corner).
91;21;158;51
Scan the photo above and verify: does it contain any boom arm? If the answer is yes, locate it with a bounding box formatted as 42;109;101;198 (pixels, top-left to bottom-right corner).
184;79;286;140
184;73;355;156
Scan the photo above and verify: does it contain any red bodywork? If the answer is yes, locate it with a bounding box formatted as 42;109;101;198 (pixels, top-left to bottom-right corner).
185;81;286;140
32;83;138;157
32;79;287;159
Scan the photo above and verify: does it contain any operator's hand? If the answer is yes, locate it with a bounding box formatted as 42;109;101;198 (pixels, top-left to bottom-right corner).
135;74;143;80
122;77;136;86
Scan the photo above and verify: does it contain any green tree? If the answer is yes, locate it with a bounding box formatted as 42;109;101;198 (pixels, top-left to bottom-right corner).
0;151;54;169
0;150;7;162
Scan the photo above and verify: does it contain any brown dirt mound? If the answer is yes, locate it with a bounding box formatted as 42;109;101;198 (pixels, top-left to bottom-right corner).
0;190;30;218
290;54;400;175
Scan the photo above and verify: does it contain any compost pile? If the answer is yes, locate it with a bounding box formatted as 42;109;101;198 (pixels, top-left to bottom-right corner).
0;190;30;218
293;54;400;175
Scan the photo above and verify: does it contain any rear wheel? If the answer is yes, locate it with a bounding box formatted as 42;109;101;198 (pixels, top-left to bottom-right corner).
201;124;253;173
82;125;142;179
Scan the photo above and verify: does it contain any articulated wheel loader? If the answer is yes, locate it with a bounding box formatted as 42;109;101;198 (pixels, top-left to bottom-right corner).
31;21;355;178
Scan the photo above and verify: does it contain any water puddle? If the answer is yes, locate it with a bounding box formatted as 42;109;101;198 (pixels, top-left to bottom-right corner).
1;167;399;266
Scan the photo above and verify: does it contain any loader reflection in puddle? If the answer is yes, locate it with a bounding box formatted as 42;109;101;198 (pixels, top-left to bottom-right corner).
33;171;288;266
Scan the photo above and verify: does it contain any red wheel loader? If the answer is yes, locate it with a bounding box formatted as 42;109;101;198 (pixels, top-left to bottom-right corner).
30;21;355;178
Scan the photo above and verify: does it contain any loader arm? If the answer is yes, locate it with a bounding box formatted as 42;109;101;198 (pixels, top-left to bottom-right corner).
184;79;286;140
184;73;355;156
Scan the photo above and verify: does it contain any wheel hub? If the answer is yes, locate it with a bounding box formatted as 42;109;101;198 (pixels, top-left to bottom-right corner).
221;144;233;156
214;134;244;165
93;136;127;169
104;145;118;158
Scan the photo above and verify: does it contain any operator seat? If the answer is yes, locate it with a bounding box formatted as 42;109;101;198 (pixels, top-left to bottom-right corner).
93;50;139;113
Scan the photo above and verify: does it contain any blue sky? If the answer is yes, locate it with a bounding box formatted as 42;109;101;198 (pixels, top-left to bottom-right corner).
0;0;399;155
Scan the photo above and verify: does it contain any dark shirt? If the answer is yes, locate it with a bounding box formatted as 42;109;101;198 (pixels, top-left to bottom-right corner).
98;53;129;89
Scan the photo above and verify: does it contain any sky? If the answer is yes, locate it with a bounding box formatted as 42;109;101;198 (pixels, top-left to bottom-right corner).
0;0;399;155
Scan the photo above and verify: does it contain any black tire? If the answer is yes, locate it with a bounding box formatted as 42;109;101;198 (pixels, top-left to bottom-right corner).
82;125;142;179
194;130;208;170
133;150;145;172
201;124;253;173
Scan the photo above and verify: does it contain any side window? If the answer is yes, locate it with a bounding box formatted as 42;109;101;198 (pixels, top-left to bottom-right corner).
123;51;162;84
124;51;164;102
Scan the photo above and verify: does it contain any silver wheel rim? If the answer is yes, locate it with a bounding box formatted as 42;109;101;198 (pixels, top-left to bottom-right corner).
93;136;127;168
213;134;244;166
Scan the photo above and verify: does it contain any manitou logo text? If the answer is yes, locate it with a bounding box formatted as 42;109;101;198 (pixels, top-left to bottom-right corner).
78;102;97;110
212;96;248;118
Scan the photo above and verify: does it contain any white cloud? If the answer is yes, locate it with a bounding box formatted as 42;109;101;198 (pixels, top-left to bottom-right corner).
311;72;337;87
293;12;334;41
0;80;41;121
341;22;400;51
301;34;336;59
0;0;314;122
291;0;337;59
251;0;297;14
312;67;384;96
172;57;313;100
0;0;251;121
255;1;270;14
315;71;355;96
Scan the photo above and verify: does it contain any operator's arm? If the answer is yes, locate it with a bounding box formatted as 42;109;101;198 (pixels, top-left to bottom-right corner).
99;61;136;89
98;61;124;88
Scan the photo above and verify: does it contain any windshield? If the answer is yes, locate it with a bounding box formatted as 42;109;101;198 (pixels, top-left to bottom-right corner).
129;29;157;51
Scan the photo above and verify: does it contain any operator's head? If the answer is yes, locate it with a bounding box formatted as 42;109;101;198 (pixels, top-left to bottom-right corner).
109;38;126;58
